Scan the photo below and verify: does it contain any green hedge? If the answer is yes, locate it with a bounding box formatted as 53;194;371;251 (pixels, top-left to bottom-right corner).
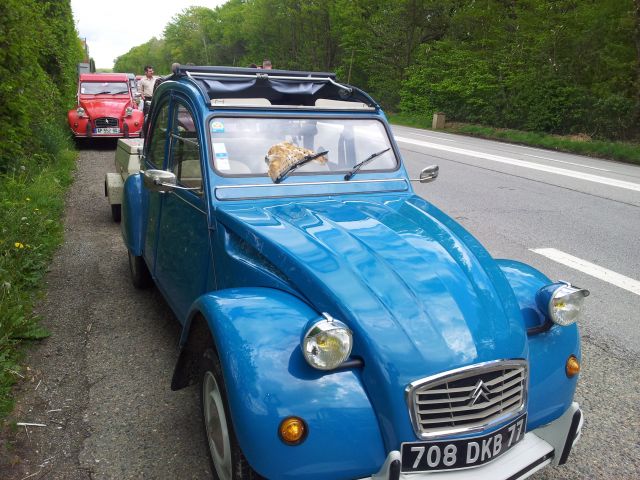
0;0;82;171
0;0;82;418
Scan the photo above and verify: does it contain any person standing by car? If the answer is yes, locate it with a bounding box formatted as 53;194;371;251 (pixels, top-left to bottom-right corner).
138;65;158;115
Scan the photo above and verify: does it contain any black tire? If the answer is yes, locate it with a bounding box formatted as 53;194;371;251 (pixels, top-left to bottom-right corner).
200;347;261;480
111;204;121;222
128;249;151;289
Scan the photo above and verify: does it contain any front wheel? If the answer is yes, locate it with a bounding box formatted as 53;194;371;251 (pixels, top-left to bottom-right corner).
201;348;261;480
128;249;151;289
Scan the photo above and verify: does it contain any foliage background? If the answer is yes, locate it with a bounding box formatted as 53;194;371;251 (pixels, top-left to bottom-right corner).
115;0;640;142
0;0;83;170
0;0;81;416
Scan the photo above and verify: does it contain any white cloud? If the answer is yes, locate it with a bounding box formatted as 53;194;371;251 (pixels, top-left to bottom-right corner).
71;0;226;70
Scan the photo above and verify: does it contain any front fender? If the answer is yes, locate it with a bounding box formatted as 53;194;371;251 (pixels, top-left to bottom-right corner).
67;110;90;136
498;259;581;430
189;288;386;480
123;110;144;136
121;173;146;255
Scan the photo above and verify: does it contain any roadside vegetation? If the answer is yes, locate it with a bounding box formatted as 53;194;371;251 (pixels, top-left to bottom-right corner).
0;150;76;418
389;114;640;165
116;0;640;149
0;0;82;418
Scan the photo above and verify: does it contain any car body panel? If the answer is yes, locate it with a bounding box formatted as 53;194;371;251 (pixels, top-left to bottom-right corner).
121;66;584;479
191;288;386;479
153;189;212;319
121;174;146;255
213;195;535;449
496;259;580;428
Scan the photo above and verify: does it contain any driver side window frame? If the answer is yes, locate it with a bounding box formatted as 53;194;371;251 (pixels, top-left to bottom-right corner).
145;101;171;169
168;101;203;196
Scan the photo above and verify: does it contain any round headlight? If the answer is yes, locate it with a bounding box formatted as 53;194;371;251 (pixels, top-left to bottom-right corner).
548;284;589;326
125;106;133;117
302;314;352;370
76;107;85;117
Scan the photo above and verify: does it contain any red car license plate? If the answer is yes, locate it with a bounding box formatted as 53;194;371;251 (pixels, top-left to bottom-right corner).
95;127;120;134
401;414;527;473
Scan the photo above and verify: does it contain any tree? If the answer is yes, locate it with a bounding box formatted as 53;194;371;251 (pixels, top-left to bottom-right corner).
114;38;170;75
111;0;639;140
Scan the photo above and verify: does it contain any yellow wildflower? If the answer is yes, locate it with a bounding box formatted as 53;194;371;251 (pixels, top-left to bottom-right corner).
14;242;25;249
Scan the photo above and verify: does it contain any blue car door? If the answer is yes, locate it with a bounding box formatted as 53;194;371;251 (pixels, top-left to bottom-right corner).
142;100;171;273
153;99;214;321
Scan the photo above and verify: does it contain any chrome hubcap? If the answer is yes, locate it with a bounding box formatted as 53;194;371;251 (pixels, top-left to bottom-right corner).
203;371;231;480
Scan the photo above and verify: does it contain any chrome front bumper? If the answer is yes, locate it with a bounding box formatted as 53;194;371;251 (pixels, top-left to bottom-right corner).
363;402;583;480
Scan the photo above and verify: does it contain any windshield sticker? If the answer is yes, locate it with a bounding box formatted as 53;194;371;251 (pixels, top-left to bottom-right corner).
266;142;327;182
211;121;225;133
213;143;230;170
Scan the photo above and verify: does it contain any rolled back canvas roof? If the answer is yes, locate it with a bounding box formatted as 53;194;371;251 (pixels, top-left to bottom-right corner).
173;65;378;108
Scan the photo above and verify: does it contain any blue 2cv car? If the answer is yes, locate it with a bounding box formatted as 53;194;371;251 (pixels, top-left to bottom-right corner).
121;66;588;480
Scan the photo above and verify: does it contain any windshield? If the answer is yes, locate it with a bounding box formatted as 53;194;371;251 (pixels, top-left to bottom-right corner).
209;117;397;179
80;82;129;95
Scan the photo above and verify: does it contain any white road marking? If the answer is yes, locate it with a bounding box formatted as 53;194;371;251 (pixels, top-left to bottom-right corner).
530;248;640;296
398;131;610;170
394;130;459;142
521;153;611;172
395;136;640;192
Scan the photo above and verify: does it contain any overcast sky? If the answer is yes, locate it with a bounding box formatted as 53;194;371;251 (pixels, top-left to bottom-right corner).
71;0;227;70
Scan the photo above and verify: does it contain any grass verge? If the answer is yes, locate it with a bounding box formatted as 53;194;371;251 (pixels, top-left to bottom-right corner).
0;150;76;418
388;113;640;165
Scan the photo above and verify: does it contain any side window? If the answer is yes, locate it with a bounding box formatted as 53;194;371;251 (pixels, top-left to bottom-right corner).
170;104;202;193
146;103;170;168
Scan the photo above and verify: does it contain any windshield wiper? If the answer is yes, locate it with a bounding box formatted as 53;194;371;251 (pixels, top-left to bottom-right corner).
112;90;130;94
273;150;329;183
93;91;112;95
344;147;391;181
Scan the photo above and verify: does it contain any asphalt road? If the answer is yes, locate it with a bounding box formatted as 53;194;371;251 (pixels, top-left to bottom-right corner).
2;130;639;479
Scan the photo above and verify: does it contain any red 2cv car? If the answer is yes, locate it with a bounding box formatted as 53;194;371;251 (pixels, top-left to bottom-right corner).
68;73;143;139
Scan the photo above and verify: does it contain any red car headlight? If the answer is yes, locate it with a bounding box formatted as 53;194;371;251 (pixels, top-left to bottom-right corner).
125;107;133;117
76;107;86;118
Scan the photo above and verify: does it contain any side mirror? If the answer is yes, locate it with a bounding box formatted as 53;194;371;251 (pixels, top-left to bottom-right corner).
411;165;439;183
143;169;176;192
142;169;202;193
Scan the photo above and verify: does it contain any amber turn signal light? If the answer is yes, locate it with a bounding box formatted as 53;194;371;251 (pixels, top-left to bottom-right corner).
279;417;307;445
566;355;580;377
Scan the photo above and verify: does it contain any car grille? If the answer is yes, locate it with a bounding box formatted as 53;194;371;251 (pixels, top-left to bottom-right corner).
406;360;527;438
95;117;119;128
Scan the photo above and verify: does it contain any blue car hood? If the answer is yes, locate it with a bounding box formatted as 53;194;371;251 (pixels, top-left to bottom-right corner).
217;194;528;446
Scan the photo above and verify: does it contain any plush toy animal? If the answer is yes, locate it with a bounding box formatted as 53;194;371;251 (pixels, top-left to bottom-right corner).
267;141;327;181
